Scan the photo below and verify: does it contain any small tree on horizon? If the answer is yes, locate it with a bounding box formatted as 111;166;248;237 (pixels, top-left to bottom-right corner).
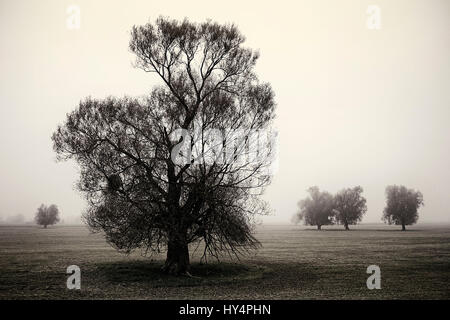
35;204;60;228
294;187;334;230
382;185;423;231
333;186;367;230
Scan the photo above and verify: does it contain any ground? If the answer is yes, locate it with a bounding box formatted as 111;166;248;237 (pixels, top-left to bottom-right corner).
0;224;449;299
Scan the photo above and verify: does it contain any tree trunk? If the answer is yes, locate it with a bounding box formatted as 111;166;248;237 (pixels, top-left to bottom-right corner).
344;223;349;230
44;225;47;229
317;225;321;230
162;238;190;275
402;224;406;231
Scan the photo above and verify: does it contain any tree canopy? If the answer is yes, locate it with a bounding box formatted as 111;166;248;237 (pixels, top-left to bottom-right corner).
294;187;334;230
35;204;60;228
333;186;367;230
383;185;423;231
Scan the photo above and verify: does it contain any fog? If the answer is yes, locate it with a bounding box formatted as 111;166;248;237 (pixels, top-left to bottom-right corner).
0;0;449;225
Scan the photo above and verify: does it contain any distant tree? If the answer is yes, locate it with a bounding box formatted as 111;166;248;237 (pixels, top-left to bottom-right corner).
333;186;367;230
295;187;334;230
35;204;60;228
52;17;275;275
382;185;423;231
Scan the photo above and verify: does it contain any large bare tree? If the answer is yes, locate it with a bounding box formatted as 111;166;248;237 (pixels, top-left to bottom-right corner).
52;17;276;275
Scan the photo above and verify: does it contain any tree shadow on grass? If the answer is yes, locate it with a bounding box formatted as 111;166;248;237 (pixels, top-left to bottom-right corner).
94;260;269;288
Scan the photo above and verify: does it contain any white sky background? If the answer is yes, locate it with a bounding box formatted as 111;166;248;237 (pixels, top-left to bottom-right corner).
0;0;449;224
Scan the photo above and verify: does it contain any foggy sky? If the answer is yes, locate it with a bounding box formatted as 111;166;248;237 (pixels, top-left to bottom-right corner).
0;0;449;224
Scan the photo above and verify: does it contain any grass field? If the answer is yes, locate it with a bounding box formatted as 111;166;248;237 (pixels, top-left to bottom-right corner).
0;224;449;299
